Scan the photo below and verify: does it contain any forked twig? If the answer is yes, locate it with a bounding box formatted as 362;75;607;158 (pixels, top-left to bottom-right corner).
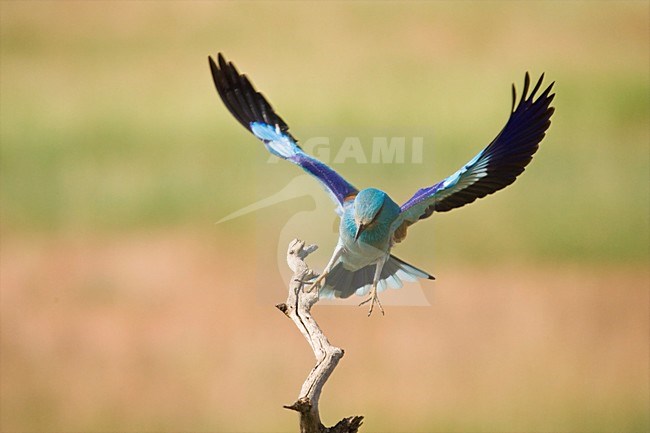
276;239;364;433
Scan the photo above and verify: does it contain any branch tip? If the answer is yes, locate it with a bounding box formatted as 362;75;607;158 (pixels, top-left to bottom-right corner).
329;415;365;433
283;397;312;413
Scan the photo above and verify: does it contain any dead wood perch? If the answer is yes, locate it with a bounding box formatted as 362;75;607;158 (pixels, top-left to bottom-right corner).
276;239;364;433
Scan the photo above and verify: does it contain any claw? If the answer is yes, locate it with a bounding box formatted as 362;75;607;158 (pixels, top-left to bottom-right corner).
294;274;317;285
304;273;326;294
359;286;384;316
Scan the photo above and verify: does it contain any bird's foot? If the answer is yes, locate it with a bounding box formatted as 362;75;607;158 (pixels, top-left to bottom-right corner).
303;272;326;293
359;287;384;317
293;272;316;287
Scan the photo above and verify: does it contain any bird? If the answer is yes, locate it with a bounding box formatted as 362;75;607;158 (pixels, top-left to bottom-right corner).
209;53;555;316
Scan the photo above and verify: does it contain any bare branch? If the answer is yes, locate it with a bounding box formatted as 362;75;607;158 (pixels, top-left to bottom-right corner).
276;239;364;433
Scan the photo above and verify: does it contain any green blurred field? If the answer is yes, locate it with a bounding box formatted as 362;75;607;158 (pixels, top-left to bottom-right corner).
1;2;648;432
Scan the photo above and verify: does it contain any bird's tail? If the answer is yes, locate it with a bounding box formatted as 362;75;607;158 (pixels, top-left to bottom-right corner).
320;255;434;299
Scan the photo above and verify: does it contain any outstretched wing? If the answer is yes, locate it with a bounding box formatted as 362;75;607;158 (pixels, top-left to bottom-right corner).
392;73;555;242
209;53;358;212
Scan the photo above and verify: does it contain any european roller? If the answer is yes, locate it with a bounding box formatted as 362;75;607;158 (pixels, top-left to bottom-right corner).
209;54;555;315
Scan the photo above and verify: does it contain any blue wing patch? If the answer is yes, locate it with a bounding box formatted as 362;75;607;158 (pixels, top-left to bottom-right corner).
393;73;555;240
209;54;358;211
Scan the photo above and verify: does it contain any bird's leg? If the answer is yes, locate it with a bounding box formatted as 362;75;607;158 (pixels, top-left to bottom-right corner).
359;257;387;316
358;285;384;316
305;245;343;293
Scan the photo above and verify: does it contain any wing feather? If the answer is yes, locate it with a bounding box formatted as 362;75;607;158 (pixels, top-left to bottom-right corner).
209;54;358;211
392;73;555;241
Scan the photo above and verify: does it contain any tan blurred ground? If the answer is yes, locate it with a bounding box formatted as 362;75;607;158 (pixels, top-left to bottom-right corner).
1;231;647;432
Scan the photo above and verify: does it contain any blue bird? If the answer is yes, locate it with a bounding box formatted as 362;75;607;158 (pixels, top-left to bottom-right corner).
209;54;555;315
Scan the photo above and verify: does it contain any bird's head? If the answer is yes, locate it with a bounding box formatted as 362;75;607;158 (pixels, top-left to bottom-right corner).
353;188;387;241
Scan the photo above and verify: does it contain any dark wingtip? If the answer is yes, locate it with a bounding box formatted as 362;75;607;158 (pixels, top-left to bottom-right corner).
208;52;296;140
530;73;545;99
217;52;226;64
208;55;217;74
522;72;531;98
428;275;436;280
208;55;220;91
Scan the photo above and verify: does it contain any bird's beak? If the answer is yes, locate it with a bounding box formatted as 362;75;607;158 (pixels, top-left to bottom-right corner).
354;223;365;241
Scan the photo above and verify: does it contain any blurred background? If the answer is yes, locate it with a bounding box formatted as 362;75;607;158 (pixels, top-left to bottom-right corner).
1;2;648;432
